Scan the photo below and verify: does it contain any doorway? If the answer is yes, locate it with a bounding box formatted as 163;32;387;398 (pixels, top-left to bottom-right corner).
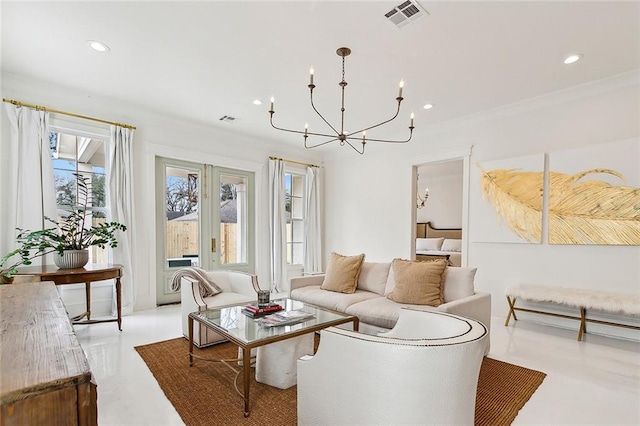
412;147;471;266
155;157;255;305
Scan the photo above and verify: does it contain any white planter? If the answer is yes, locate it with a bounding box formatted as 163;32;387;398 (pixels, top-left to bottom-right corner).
54;249;89;269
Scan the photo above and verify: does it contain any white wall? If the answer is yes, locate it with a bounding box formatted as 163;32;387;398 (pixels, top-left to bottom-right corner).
416;160;463;227
323;71;640;338
1;72;324;312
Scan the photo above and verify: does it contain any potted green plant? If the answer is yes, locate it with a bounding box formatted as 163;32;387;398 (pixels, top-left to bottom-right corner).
0;225;67;283
0;247;50;284
0;173;127;280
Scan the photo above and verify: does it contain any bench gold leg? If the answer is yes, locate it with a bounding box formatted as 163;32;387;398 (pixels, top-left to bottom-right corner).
505;296;518;326
578;307;586;341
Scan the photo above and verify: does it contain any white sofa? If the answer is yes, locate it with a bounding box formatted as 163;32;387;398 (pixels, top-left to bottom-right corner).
290;261;491;351
297;309;489;425
180;270;262;347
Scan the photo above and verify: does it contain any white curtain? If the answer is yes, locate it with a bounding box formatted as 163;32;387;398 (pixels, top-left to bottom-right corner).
106;125;136;316
268;158;287;292
304;166;322;273
4;104;57;265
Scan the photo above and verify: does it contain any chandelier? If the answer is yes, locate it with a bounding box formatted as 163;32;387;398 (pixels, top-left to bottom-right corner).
417;187;429;209
417;174;429;209
269;47;414;155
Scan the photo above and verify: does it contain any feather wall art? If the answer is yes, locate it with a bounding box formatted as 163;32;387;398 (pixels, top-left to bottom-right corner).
548;139;640;245
478;165;544;243
548;169;640;245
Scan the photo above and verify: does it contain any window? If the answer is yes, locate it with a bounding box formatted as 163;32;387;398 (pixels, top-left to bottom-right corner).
285;172;305;265
49;131;109;264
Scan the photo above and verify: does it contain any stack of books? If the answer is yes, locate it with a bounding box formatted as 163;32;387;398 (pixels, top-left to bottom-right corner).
241;302;283;318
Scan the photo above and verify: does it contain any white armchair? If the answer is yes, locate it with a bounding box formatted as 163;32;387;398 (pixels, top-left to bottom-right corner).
297;309;488;426
180;269;262;347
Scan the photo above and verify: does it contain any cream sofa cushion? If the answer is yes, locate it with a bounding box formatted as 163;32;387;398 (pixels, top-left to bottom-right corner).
357;262;391;296
345;297;438;329
443;267;477;303
321;252;365;294
291;285;380;313
387;259;447;306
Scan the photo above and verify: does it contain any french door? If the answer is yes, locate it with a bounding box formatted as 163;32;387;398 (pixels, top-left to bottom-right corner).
155;157;255;305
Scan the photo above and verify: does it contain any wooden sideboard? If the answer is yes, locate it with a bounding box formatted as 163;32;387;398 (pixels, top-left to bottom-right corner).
0;282;97;425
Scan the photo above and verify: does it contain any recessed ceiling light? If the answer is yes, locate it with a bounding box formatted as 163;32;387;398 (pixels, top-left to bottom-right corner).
88;40;110;53
563;54;582;65
423;103;434;110
253;99;262;105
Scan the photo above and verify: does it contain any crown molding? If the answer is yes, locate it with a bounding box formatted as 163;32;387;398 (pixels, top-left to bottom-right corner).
428;70;640;135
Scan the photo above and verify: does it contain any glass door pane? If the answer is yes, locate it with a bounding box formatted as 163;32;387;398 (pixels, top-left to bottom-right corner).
213;167;254;272
219;174;246;264
156;157;210;305
165;167;200;268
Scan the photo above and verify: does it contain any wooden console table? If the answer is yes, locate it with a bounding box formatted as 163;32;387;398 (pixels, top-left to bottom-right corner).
14;263;123;330
0;282;97;425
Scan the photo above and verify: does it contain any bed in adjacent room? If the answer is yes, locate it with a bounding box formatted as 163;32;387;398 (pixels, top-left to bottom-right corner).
415;222;462;266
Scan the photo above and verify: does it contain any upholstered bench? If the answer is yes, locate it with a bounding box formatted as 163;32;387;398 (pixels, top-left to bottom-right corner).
505;284;640;341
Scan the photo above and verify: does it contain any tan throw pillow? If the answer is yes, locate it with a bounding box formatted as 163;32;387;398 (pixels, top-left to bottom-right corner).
387;258;447;306
321;252;365;294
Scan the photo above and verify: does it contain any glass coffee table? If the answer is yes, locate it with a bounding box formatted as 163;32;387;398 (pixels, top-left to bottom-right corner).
188;298;358;417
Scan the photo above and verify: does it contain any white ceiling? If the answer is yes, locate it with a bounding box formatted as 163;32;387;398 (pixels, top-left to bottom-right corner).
2;1;639;148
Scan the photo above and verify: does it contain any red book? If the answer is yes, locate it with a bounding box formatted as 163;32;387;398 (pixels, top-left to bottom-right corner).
241;308;282;319
244;303;282;314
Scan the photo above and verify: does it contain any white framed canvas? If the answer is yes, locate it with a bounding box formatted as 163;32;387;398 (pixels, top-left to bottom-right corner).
471;153;544;244
548;138;640;245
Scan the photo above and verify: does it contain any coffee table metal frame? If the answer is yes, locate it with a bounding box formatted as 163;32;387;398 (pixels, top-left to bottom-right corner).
188;298;359;417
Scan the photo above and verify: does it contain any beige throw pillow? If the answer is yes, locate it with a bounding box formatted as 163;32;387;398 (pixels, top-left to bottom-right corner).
387;258;447;306
321;252;365;294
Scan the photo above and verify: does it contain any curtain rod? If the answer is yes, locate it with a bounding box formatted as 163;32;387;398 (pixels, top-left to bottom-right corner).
3;98;137;130
269;156;320;168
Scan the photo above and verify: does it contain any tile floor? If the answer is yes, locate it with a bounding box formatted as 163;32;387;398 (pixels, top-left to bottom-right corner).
75;305;640;425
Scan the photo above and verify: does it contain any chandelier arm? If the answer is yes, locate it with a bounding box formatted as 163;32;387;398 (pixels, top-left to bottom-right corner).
309;89;341;136
343;139;365;155
346;128;413;144
347;99;402;136
306;130;344;138
270;114;336;139
304;137;341;149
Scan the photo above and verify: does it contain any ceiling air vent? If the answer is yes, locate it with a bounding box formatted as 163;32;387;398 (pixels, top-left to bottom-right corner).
384;0;428;29
219;115;236;122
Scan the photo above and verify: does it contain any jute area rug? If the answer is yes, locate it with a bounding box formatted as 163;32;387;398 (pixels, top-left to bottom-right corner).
135;337;546;426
